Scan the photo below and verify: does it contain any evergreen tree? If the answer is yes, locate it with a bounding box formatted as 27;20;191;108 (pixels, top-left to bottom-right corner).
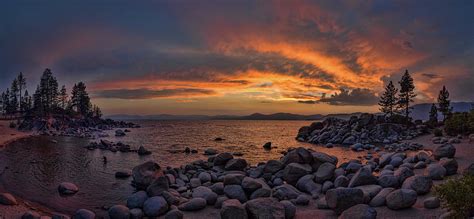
437;86;452;121
59;85;68;110
21;90;32;112
39;68;59;114
33;86;43;115
10;79;19;113
429;103;438;126
379;81;398;117
70;82;91;116
17;72;26;110
0;92;8;115
4;89;13;114
398;70;417;123
92;105;102;118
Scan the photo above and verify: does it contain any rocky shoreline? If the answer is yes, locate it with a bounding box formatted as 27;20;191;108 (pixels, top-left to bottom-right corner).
35;141;468;219
296;113;428;146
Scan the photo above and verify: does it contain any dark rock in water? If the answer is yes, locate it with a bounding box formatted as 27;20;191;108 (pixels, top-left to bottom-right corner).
283;163;312;186
224;185;247;203
178;197;207;211
326;188;364;215
191;149;198;153
58;182;79;195
143;196;169;216
184;147;191;154
439;158;458;176
263;142;272;150
146;176;170;197
433;144;456;160
132;161;162;189
115;171;131;178
225;159;248;171
0;193;17;205
22;211;41;219
108;205;130;219
204;148;218;155
127;191;148;209
280;200;296;219
214;153;234;166
339;204;377;219
164;209;183;219
246;198;285;219
348;166;377;188
214;137;225;141
385;189;417;210
73;209;96;219
138;146;152;155
402;176;432;195
220;199;247;219
423;197;440;209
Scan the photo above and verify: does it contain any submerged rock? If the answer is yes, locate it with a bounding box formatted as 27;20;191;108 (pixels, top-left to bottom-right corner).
58;182;79;195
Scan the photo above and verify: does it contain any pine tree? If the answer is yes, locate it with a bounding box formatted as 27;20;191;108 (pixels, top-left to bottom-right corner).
0;92;8;115
70;82;91;116
21;90;32;112
17;72;26;110
4;89;13;114
39;68;59;114
437;86;452;121
92;105;102;118
10;79;19;113
379;81;398;117
429;103;438;126
33;86;43;115
398;70;417;124
59;85;68;110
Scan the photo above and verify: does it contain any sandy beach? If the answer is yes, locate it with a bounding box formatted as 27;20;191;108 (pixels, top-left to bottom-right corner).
0;121;33;149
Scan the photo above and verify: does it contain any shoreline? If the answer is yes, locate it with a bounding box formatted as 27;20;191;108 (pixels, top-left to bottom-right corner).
1;123;472;218
0;121;34;150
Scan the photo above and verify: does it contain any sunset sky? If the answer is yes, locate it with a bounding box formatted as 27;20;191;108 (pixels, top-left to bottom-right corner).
1;0;473;115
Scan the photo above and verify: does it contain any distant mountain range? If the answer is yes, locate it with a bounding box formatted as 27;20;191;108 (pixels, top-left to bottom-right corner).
106;102;473;121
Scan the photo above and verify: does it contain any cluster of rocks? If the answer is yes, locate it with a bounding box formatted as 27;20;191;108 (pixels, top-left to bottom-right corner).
20;116;139;139
72;142;465;219
297;113;427;145
432;135;462;144
86;139;152;155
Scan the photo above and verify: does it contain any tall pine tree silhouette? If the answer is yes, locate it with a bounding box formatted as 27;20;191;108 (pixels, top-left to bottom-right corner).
398;70;416;124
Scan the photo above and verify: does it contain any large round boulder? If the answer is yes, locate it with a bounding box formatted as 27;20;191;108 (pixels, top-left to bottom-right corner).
348;166;377;188
108;205;130;219
433;144;456;160
377;174;399;188
439;158;458;176
214;153;234;166
132;161;162;189
192;186;218;205
283;163;312;186
263;160;284;174
280;200;296;219
146;176;170;197
339;204;377;219
127;191;148;209
385;189;417;210
369;188;394;207
224;185;247;203
426;163;446;180
220;199;248;219
143;196;169;217
401;176;433;195
326;188;364;215
246;198;285;219
314;162;336;183
73;209;95;219
178;198;207;211
225;159;248;171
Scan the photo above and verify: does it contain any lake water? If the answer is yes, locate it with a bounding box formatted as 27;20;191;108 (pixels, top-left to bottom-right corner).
0;120;361;215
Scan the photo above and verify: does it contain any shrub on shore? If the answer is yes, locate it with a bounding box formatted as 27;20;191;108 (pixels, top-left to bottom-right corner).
444;111;474;136
433;128;443;137
434;174;474;218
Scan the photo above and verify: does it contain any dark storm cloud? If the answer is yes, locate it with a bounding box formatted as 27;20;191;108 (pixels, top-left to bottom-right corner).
93;88;216;99
318;88;379;106
421;73;442;79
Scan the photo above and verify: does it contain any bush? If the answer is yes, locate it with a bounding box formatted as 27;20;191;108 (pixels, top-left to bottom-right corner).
434;128;443;137
444;111;474;136
9;121;16;128
435;175;474;218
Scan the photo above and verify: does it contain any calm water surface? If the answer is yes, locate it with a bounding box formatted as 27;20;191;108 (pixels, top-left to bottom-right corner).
0;120;361;215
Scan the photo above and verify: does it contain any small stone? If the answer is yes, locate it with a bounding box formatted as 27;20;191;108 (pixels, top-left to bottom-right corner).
423;197;440;209
178;198;207;211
